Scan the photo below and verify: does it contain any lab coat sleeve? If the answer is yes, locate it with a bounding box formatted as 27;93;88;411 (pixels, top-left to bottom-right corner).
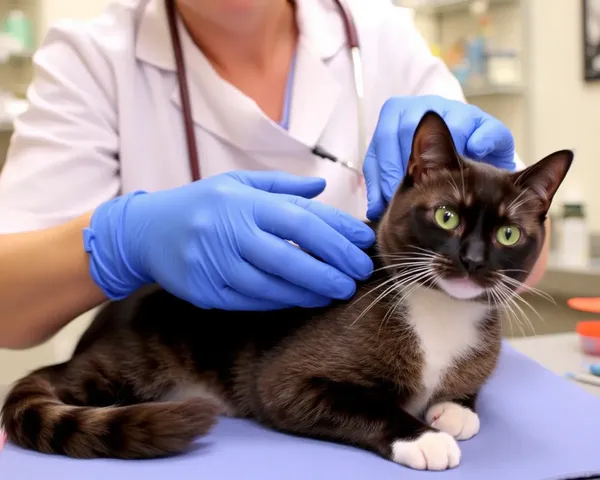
386;6;526;171
0;20;120;234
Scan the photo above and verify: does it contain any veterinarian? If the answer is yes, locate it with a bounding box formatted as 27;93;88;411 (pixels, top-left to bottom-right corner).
0;0;548;349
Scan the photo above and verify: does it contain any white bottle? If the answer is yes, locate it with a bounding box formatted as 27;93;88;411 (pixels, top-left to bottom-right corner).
558;191;591;269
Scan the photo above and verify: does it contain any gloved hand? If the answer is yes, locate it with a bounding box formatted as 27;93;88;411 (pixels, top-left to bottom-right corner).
363;95;516;220
83;171;375;311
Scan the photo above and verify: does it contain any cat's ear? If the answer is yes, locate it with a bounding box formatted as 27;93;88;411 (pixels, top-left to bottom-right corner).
511;150;573;213
406;111;462;185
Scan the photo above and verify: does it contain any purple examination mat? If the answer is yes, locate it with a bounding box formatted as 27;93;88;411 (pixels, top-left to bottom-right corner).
1;343;600;480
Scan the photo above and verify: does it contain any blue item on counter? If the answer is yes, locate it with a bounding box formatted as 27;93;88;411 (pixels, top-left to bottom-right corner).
466;34;486;77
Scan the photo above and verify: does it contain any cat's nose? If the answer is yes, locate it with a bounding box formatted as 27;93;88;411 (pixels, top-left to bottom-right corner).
459;242;485;273
460;253;485;273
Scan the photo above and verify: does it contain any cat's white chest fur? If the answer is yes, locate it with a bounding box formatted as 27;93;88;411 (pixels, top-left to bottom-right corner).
403;286;489;417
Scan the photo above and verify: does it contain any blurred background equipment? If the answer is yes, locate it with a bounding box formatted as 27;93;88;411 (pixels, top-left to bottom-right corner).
584;0;600;81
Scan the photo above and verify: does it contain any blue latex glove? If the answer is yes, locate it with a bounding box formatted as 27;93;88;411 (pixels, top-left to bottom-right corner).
363;95;516;220
83;171;375;311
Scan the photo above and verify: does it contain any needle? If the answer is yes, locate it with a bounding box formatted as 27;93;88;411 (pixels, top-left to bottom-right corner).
311;145;362;175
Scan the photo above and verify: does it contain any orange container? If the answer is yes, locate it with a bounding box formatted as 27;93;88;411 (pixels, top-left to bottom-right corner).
567;297;600;314
576;321;600;356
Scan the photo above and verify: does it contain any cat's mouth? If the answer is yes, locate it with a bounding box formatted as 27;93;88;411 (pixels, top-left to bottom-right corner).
436;276;486;300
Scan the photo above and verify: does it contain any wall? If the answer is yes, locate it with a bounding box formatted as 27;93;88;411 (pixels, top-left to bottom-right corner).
37;0;110;39
527;0;600;225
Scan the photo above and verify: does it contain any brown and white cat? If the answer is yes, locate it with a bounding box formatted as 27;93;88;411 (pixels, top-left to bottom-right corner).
1;112;572;471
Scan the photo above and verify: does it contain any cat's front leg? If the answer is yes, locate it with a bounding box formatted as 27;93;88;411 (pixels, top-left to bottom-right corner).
256;376;461;471
425;394;480;441
389;430;460;471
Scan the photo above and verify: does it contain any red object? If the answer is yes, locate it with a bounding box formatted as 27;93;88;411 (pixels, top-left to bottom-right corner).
567;297;600;314
0;429;6;452
576;321;600;356
576;321;600;338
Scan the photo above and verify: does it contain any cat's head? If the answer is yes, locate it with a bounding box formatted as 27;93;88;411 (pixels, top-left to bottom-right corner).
377;111;572;302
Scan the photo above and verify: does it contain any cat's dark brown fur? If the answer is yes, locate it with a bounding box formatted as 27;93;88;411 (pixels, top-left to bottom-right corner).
1;112;572;469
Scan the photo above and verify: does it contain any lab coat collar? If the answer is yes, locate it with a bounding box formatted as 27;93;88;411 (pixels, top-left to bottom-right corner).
135;0;346;152
135;0;173;71
135;0;347;70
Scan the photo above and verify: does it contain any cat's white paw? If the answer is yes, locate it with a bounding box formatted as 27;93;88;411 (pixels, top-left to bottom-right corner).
425;401;480;440
390;431;461;471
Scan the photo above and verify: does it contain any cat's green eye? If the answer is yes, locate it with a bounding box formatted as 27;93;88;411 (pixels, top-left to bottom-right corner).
496;225;521;246
434;207;460;230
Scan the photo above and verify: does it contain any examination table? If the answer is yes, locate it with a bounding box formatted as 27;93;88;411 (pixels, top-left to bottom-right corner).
1;343;600;480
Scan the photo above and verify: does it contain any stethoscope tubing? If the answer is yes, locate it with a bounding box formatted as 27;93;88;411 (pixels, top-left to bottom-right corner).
165;0;364;180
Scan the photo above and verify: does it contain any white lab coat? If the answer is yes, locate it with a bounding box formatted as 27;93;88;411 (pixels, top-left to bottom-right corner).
0;0;521;233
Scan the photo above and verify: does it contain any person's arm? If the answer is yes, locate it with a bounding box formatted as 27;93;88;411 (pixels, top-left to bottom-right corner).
0;212;106;349
0;16;121;347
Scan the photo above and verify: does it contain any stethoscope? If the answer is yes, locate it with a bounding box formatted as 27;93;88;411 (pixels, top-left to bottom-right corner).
164;0;364;182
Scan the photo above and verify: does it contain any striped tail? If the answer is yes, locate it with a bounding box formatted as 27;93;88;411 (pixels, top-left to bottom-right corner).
1;365;219;459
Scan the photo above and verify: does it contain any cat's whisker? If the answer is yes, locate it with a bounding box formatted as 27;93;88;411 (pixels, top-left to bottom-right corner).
505;281;555;305
359;282;410;329
371;266;440;333
377;268;441;334
486;288;507;333
506;188;529;212
494;273;555;304
446;172;461;199
392;249;452;264
371;253;444;267
508;195;534;214
452;156;466;200
508;209;543;216
350;266;430;305
350;266;434;326
373;256;439;264
372;261;437;274
507;187;527;208
491;285;528;337
372;253;439;260
493;281;541;336
406;246;442;256
494;290;522;337
371;254;444;264
488;284;524;331
507;295;537;336
504;293;536;335
375;249;438;257
379;289;406;336
399;269;440;302
498;281;546;326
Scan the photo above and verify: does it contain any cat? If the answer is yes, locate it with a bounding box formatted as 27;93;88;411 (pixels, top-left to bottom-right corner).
1;111;572;471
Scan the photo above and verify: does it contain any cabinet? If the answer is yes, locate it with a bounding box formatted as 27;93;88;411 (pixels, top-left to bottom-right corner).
395;0;532;163
0;0;39;168
0;0;38;95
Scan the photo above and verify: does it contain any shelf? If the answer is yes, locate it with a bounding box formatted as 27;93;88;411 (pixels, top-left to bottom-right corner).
463;83;524;98
9;50;33;59
0;119;13;132
407;0;519;15
536;255;600;298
